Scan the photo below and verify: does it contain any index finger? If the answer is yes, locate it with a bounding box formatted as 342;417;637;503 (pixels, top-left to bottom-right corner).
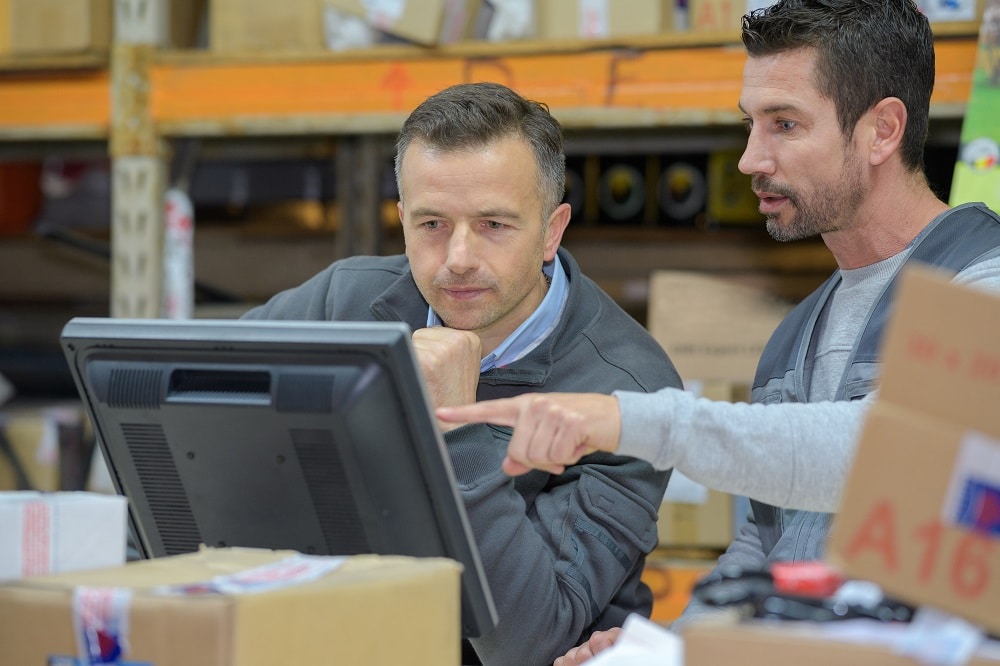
436;397;525;427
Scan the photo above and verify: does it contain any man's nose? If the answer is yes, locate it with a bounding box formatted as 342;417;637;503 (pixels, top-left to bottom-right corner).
445;225;478;274
738;129;774;177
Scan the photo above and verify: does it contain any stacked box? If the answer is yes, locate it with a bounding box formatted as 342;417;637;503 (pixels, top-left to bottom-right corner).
537;0;677;40
0;547;462;665
828;266;1000;636
0;0;111;55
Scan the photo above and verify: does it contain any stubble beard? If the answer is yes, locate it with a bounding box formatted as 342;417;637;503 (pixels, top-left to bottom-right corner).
758;150;867;243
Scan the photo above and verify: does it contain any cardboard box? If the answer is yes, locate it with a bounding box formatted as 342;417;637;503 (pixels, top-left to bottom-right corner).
480;0;537;42
688;0;746;33
647;270;792;383
658;486;734;549
169;0;209;49
917;0;980;22
0;491;127;581
828;266;1000;635
0;404;93;493
538;0;676;40
0;0;112;55
683;619;1000;665
211;0;325;52
0;411;59;492
324;0;482;45
0;547;462;665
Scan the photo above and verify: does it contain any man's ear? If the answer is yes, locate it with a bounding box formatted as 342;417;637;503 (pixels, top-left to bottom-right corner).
868;97;907;167
544;203;571;261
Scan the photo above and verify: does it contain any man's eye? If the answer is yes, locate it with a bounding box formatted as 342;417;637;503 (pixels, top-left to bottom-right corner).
778;120;796;131
485;221;506;230
422;220;440;229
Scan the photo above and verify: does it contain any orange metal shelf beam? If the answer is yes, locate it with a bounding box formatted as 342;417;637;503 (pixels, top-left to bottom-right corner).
151;46;750;133
0;68;111;139
0;37;978;140
149;37;978;135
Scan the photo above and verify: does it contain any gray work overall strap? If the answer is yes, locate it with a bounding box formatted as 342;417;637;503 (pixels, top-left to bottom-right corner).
751;202;1000;406
747;203;1000;559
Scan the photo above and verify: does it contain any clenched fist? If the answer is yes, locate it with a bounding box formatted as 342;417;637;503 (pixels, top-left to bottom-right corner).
412;327;482;431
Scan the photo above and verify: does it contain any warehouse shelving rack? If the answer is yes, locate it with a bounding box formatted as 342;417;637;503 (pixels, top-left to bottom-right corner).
0;0;982;318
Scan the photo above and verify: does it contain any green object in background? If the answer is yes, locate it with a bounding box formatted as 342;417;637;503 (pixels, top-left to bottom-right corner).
950;0;1000;211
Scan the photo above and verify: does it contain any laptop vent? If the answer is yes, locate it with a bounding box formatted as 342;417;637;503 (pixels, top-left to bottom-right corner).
291;428;367;554
108;368;162;409
120;422;200;556
276;374;334;413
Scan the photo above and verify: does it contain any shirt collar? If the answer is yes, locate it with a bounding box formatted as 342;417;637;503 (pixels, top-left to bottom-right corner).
425;254;569;373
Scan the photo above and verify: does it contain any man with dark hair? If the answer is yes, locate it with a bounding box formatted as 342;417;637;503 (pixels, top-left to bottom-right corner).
439;3;1000;662
243;81;682;665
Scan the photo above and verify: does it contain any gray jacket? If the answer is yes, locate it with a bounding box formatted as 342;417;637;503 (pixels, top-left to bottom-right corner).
243;247;682;665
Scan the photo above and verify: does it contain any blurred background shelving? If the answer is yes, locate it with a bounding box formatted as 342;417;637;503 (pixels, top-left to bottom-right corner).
0;0;984;401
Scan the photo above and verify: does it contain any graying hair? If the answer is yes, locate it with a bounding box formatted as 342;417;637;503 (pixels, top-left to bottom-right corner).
394;82;566;215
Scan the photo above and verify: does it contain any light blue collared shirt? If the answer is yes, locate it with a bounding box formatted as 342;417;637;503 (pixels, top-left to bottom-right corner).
425;254;569;372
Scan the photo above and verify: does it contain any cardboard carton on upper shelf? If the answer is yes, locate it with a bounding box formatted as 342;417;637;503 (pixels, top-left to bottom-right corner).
0;547;462;666
479;0;537;42
917;0;981;23
687;0;746;33
0;0;111;55
211;0;325;52
827;265;1000;636
537;0;677;40
0;0;206;55
324;0;484;46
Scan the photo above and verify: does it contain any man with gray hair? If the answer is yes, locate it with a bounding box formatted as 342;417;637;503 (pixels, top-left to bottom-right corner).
243;81;683;665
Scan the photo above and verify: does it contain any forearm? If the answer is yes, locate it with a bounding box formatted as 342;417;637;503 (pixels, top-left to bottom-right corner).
615;388;871;512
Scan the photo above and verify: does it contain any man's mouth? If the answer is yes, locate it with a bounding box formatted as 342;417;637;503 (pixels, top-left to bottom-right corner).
755;190;789;214
442;286;488;301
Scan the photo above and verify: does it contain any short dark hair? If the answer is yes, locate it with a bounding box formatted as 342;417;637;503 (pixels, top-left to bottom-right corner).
742;0;934;172
395;82;566;215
